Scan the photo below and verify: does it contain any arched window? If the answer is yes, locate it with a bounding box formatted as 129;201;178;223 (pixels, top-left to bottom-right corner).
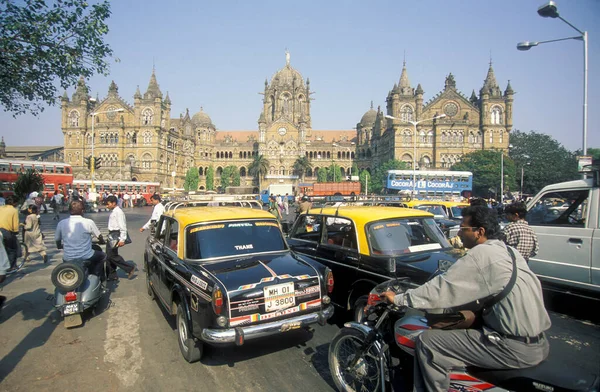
401;153;412;167
401;105;414;122
69;110;80;127
422;156;431;168
419;130;426;143
476;131;482;144
489;130;494;144
441;132;447;144
499;130;504;144
491;106;502;125
199;167;204;176
216;167;223;176
240;167;246;177
426;131;433;144
279;166;285;175
143;131;152;144
468;132;474;144
142;108;154;125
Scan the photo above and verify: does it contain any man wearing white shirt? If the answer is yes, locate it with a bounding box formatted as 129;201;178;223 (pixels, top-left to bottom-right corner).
123;192;130;208
55;200;105;278
140;194;165;233
105;195;135;280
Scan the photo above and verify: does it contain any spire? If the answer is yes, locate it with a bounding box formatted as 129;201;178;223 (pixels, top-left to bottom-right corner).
370;101;374;110
164;91;171;105
470;89;478;105
108;80;118;96
0;136;5;148
285;49;290;66
444;73;456;90
504;80;514;96
481;62;502;97
72;76;88;102
134;85;141;99
145;69;162;99
415;83;424;95
61;90;69;102
398;61;411;89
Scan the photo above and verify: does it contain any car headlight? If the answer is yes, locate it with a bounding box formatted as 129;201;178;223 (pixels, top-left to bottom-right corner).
216;315;228;327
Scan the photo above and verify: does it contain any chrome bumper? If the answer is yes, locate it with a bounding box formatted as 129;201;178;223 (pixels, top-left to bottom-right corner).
200;305;334;344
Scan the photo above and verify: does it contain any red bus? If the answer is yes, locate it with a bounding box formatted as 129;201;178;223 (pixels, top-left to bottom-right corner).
0;159;74;198
72;180;160;205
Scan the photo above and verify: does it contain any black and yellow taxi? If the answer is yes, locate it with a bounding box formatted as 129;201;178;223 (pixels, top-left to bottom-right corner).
287;206;461;321
145;206;334;362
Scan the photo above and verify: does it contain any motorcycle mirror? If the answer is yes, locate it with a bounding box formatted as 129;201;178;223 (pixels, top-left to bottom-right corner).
388;258;396;275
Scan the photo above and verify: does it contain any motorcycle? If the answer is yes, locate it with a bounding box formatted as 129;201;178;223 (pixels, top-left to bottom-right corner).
328;278;599;392
51;243;107;328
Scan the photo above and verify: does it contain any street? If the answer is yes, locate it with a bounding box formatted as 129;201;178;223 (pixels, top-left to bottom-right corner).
0;207;598;392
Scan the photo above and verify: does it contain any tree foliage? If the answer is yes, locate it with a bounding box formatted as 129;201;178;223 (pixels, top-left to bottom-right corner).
205;166;214;191
0;0;114;116
248;154;269;191
508;130;578;195
316;167;328;183
220;165;239;189
183;167;199;192
14;169;44;202
370;160;409;194
451;149;516;199
327;163;343;182
586;148;600;161
293;156;312;182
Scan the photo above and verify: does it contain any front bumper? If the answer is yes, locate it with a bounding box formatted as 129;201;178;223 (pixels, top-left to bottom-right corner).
200;305;334;345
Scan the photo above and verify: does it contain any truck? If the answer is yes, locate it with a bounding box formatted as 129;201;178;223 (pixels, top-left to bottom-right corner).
260;183;294;204
308;182;361;197
525;166;599;298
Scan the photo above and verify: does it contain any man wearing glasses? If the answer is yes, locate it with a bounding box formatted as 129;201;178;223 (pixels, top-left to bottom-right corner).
382;206;550;392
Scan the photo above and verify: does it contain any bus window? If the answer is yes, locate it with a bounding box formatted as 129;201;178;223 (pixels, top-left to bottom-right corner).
0;164;9;172
57;166;65;174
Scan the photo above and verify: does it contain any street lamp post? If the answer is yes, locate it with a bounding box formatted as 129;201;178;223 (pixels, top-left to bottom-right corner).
89;107;124;192
517;1;588;156
520;156;531;200
385;113;446;196
500;144;513;203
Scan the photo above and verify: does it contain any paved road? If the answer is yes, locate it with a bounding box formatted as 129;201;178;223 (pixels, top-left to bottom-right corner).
0;207;598;391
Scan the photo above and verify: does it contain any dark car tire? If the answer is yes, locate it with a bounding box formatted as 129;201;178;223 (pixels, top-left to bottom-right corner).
51;262;85;292
353;295;369;323
146;270;155;300
177;303;203;363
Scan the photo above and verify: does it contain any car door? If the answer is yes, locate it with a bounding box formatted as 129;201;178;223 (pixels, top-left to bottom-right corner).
148;216;168;305
287;214;323;259
315;216;360;305
157;218;180;302
527;188;595;291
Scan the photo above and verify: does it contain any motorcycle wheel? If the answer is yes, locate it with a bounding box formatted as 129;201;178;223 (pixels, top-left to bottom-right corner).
329;327;386;392
51;262;85;292
353;295;368;323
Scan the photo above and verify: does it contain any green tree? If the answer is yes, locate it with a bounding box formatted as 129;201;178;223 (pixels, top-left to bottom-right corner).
317;167;328;183
248;154;269;192
586;148;600;161
220;165;238;189
370;160;410;194
451;149;516;198
351;163;359;179
293;156;312;182
14;169;44;202
0;0;114;116
205;166;214;191
508;130;578;195
232;169;241;186
327;163;343;182
183;167;199;192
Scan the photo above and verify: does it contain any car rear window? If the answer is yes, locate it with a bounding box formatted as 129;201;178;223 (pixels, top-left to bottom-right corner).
186;220;287;259
367;217;449;256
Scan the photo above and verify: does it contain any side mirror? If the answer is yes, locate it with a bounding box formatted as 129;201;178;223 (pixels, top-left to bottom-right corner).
388;258;396;274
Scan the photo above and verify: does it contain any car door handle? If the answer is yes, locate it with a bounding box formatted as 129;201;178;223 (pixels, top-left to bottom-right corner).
568;238;583;245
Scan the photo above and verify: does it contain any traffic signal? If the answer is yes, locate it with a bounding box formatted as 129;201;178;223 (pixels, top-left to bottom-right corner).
85;156;91;170
94;157;102;170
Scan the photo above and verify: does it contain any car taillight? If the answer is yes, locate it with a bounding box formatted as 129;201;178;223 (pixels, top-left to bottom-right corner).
326;270;334;294
212;288;224;315
65;292;77;302
367;293;381;306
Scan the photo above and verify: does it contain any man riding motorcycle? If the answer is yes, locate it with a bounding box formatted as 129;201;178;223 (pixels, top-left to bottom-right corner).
55;200;106;278
382;205;551;392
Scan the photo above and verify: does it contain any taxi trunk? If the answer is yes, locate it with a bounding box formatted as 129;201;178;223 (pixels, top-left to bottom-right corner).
199;253;323;327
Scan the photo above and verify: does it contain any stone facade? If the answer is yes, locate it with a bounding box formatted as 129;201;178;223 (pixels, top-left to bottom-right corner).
60;55;512;192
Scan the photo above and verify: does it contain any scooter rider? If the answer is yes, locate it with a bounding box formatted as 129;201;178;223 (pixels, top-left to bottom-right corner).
55;200;106;278
382;206;551;392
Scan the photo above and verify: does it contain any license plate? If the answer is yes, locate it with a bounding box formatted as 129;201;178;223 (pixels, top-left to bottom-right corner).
264;282;295;313
63;303;80;315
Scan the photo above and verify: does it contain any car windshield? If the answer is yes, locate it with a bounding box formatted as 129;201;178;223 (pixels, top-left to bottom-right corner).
186;219;287;259
367;217;449;256
450;206;465;219
415;205;447;218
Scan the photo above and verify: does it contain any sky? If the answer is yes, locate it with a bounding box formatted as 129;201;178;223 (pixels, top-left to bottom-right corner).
1;0;599;153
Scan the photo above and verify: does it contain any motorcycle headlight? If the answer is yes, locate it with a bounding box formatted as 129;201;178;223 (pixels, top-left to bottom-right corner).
438;259;453;273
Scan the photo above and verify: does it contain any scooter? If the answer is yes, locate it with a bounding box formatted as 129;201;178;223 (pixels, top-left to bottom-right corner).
51;243;107;328
328;278;600;392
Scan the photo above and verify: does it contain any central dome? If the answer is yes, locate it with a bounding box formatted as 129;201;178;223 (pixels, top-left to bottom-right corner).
191;107;213;127
270;64;304;87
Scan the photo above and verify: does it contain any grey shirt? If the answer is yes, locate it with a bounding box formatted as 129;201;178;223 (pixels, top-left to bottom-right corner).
55;215;101;261
394;239;551;337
